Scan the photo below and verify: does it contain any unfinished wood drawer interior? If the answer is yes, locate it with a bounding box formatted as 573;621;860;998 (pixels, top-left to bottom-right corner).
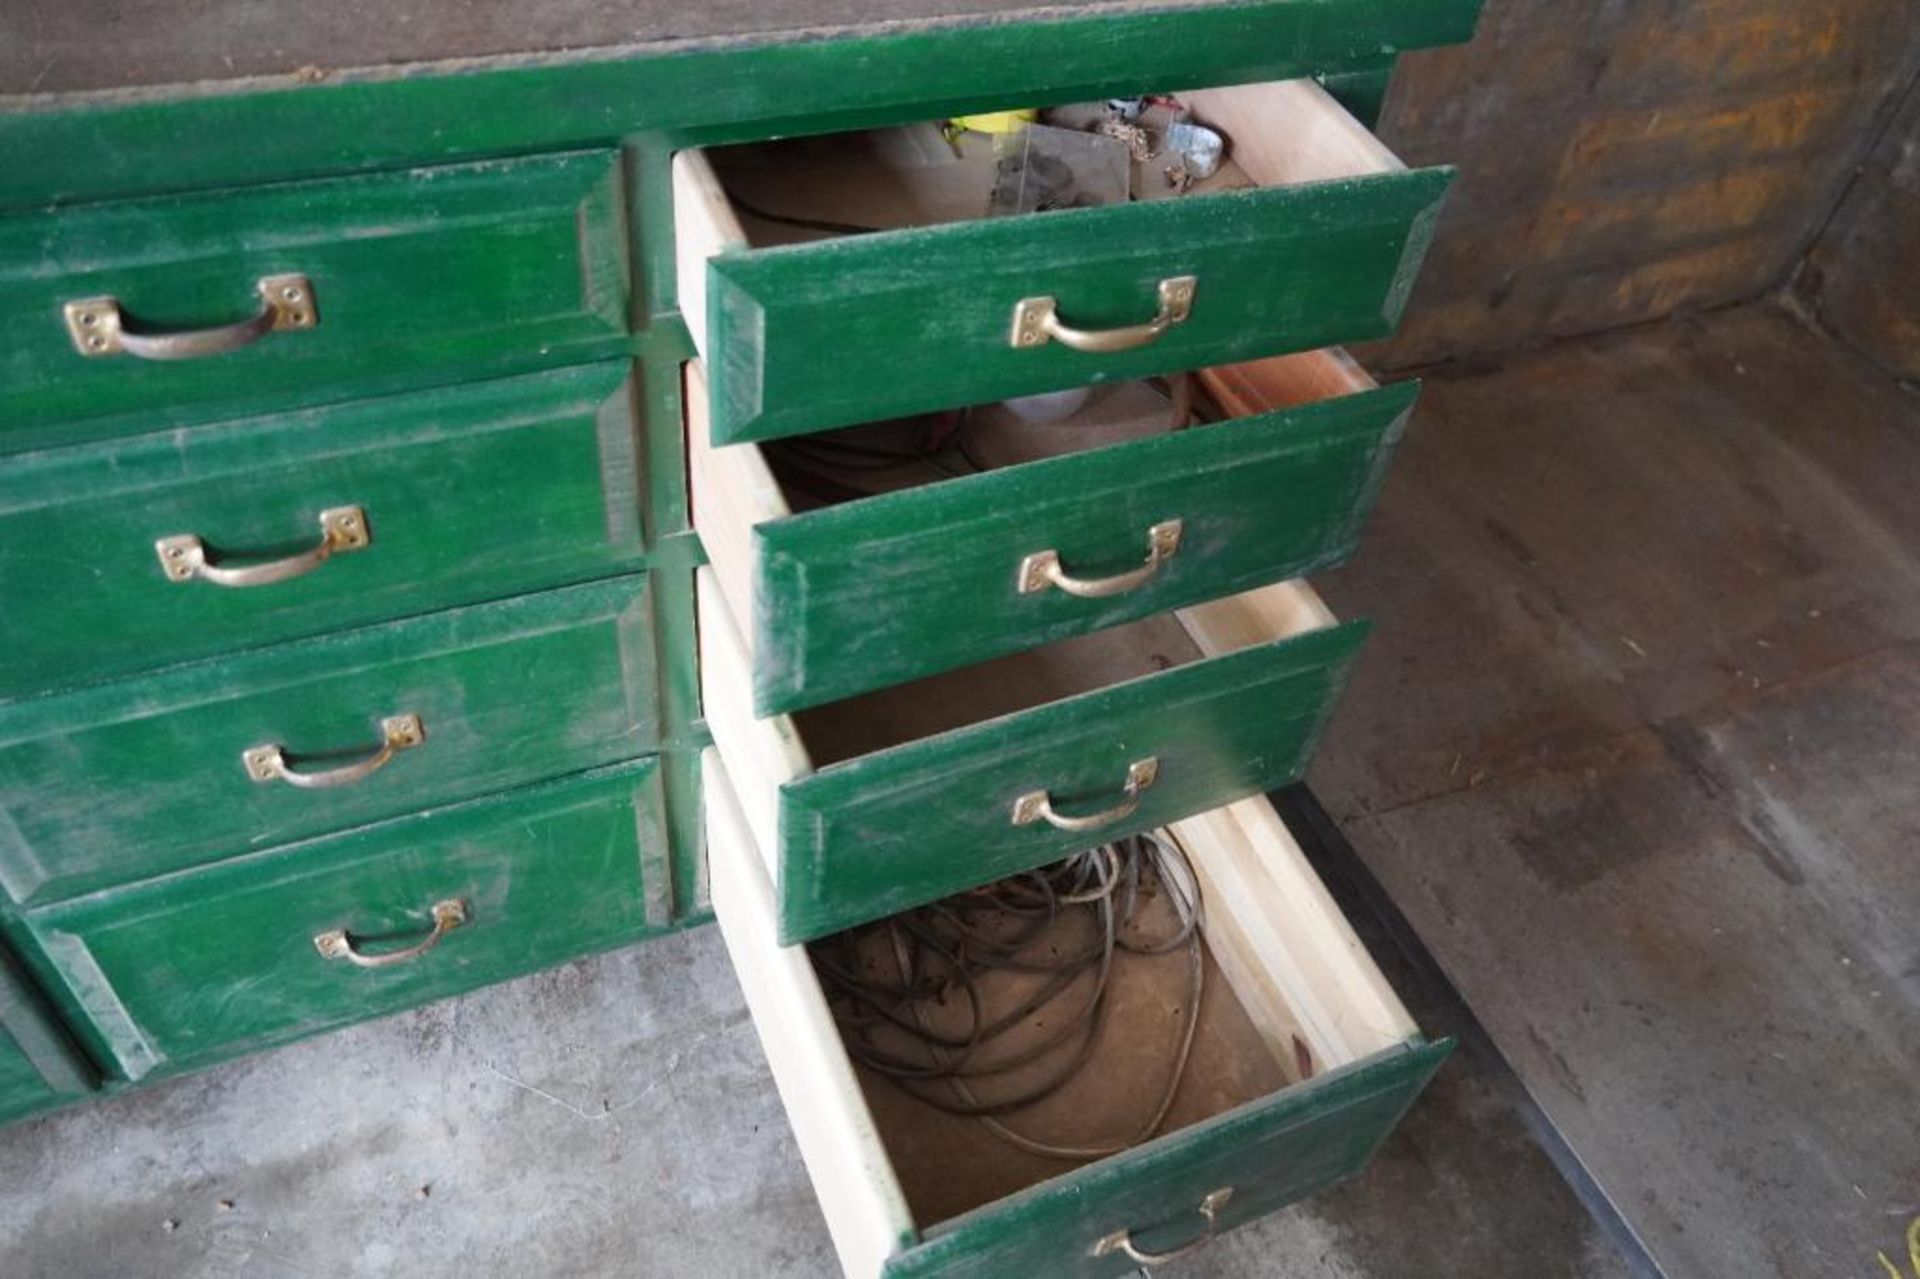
689;348;1407;715
707;735;1448;1278
674;79;1452;444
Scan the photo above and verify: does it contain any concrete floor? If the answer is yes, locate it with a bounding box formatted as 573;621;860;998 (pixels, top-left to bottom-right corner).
6;300;1906;1277
0;918;1625;1278
1317;303;1920;1277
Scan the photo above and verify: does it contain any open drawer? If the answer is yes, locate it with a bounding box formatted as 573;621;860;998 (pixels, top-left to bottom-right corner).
707;745;1450;1277
690;348;1410;715
674;78;1452;445
699;557;1367;944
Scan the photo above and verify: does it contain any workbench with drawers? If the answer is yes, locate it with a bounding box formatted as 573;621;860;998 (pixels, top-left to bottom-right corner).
0;2;1482;1271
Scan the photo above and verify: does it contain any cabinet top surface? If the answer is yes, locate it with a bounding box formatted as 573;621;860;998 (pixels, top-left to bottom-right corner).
1;0;1245;99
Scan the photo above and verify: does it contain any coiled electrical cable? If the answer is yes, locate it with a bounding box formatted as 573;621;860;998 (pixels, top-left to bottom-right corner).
814;830;1204;1160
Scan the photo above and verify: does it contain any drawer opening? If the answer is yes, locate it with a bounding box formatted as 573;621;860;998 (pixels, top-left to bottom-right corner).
697;560;1343;880
675;78;1403;320
708;750;1427;1274
670;78;1444;447
688;347;1392;716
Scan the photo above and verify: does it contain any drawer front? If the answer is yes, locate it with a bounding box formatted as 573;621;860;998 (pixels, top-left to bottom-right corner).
708;746;1452;1279
778;621;1369;943
0;363;645;703
885;1044;1451;1278
0;152;628;453
0;948;94;1123
0;577;658;904
696;170;1450;445
27;761;671;1081
749;381;1416;715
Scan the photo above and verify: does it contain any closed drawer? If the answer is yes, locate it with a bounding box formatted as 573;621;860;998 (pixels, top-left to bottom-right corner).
0;362;646;703
0;576;658;905
0;946;95;1123
706;748;1450;1278
690;349;1408;715
25;760;671;1081
674;79;1449;445
699;562;1363;945
0;152;628;453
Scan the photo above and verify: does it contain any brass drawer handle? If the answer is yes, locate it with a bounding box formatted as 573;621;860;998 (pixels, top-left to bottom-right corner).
155;505;369;587
64;273;317;359
314;899;468;969
1009;275;1196;353
1012;757;1158;832
1018;519;1183;599
243;713;424;789
1091;1187;1234;1265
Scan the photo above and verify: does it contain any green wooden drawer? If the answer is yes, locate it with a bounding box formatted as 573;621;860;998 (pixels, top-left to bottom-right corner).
0;362;646;704
24;760;671;1082
675;79;1450;445
0;151;628;454
706;750;1451;1278
0;576;658;905
689;355;1414;716
0;945;95;1123
699;568;1365;945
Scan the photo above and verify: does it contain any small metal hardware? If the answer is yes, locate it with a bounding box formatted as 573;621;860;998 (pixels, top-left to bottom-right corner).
65;273;318;359
1009;275;1196;353
314;899;468;969
155;505;368;587
1018;519;1184;598
1012;757;1159;832
244;713;424;789
1091;1186;1234;1265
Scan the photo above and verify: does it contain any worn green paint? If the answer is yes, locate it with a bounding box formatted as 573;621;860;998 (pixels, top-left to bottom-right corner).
0;576;658;905
885;1039;1453;1277
0;943;95;1121
0;1025;63;1124
704;170;1451;443
26;761;669;1081
754;381;1417;714
0;363;646;704
778;621;1368;943
0;151;629;453
0;1;1485;213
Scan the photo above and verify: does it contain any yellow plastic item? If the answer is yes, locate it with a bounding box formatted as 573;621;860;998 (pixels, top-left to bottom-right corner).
949;109;1038;135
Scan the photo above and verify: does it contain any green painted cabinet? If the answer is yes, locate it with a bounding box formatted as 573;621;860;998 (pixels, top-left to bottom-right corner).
0;151;629;454
25;761;671;1081
695;171;1451;445
0;577;659;905
748;381;1418;714
0;362;646;703
0;946;95;1123
777;621;1369;942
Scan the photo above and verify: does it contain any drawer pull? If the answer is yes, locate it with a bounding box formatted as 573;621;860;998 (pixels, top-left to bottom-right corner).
64;273;318;360
1012;757;1158;832
1009;275;1196;353
314;898;468;969
1018;519;1184;598
1091;1186;1234;1266
243;713;424;789
155;505;369;587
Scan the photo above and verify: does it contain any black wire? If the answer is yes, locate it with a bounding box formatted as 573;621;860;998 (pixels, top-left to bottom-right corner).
729;191;884;237
812;833;1204;1151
